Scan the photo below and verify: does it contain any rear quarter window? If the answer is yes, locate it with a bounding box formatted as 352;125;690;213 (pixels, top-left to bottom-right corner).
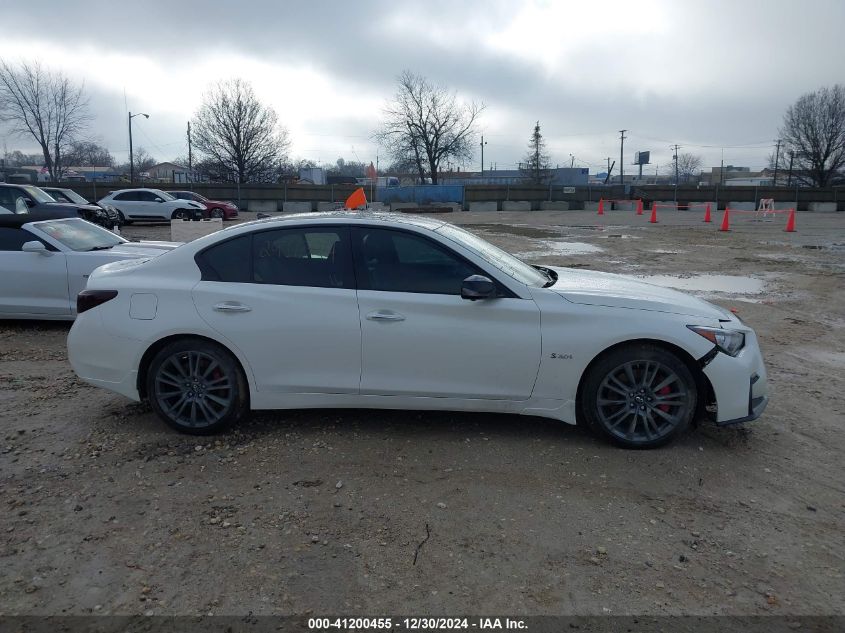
196;235;251;282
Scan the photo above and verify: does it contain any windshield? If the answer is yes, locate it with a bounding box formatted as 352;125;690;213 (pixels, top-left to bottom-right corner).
58;189;90;204
22;186;57;203
34;218;126;251
435;223;548;287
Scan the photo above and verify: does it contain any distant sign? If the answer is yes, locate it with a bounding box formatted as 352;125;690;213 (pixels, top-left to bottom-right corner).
563;186;575;193
634;151;651;165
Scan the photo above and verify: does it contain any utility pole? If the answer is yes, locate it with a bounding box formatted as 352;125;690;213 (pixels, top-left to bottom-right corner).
187;121;193;190
569;153;575;168
128;111;149;186
618;130;627;186
672;144;680;203
773;138;781;186
606;157;611;176
787;150;794;187
480;136;487;177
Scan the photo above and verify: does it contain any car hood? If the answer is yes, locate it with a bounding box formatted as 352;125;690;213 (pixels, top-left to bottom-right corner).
92;243;179;258
545;266;728;319
47;202;102;213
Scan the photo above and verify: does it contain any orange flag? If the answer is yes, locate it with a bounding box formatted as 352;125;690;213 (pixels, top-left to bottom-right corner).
345;187;367;209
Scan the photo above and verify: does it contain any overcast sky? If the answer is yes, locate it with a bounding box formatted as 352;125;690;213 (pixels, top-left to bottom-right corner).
1;0;843;173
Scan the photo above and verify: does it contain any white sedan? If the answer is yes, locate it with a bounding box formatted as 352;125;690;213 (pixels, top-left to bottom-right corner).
0;216;179;320
67;213;768;448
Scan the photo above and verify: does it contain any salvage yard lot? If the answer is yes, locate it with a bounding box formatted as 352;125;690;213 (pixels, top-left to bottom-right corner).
1;209;843;615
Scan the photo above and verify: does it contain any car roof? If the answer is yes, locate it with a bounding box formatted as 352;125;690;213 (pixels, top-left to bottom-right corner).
234;210;448;231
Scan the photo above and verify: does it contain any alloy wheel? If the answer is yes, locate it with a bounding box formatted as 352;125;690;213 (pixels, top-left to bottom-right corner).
595;360;691;443
153;350;234;428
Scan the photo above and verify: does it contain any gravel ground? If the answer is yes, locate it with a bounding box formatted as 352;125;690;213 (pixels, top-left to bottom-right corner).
1;209;843;616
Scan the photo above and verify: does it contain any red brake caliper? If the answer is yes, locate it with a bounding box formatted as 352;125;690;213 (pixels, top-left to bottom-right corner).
658;386;672;412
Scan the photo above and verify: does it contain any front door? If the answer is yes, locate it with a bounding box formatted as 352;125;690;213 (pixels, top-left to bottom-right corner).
351;227;541;400
192;226;361;395
0;228;70;316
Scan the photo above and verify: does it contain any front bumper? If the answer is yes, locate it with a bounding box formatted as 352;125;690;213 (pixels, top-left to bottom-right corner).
702;330;769;424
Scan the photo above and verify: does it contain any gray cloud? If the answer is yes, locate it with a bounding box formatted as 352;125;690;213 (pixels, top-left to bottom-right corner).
2;0;843;170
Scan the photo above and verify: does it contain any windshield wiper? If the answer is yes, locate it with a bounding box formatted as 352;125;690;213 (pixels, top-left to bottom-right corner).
87;245;114;251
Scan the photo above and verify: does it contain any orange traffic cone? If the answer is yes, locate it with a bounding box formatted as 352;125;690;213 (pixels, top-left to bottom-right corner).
719;208;731;232
784;208;796;232
649;204;658;224
703;203;712;223
636;199;644;215
598;198;604;215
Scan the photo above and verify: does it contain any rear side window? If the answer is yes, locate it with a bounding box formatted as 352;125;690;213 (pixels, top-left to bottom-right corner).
113;192;136;201
196;227;354;289
195;235;251;282
253;228;353;288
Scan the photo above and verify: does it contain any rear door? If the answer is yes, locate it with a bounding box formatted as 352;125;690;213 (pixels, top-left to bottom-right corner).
192;226;362;395
0;227;70;316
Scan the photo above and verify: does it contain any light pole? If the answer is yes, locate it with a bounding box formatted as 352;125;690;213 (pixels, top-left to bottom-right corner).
128;111;149;185
480;136;487;177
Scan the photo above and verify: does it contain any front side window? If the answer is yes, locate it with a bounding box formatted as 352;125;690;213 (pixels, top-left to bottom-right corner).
0;227;39;251
353;227;479;295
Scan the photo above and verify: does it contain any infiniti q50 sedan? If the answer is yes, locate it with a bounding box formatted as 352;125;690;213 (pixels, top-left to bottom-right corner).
67;212;768;448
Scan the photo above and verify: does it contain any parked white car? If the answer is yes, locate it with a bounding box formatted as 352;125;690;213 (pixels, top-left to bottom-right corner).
67;212;768;448
0;216;179;319
98;188;206;223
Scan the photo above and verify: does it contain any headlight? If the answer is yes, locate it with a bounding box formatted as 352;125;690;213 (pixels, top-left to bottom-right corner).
687;325;745;357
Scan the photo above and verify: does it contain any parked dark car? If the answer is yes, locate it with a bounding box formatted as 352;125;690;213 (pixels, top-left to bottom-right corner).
169;191;238;220
40;186;122;229
0;184;119;229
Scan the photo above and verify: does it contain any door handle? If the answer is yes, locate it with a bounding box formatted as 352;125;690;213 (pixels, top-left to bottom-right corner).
213;301;252;313
366;310;405;322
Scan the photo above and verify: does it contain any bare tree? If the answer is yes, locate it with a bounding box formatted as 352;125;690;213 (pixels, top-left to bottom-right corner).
675;152;703;183
779;84;845;187
191;79;289;184
2;149;43;167
64;140;114;167
521;121;551;184
375;71;483;185
115;147;156;177
0;60;90;181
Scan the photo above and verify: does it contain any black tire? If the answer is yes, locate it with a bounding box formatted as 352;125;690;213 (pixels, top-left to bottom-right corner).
146;338;248;435
171;209;191;220
118;211;133;225
581;344;697;449
210;207;225;219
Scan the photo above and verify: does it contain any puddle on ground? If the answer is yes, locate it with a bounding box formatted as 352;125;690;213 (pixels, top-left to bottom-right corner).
650;249;686;254
517;240;604;257
631;274;766;295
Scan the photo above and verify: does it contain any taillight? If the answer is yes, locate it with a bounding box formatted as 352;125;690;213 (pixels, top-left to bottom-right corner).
77;290;118;314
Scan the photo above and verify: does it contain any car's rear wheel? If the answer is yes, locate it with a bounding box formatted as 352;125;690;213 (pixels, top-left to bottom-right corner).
581;344;697;448
147;339;248;434
210;207;225;219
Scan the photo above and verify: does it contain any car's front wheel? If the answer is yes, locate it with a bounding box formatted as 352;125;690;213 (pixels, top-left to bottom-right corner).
171;209;192;220
581;344;697;448
147;339;248;434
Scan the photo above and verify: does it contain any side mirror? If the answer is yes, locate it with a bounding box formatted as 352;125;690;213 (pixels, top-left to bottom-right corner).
25;198;36;208
461;275;496;301
155;197;164;203
22;241;51;256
